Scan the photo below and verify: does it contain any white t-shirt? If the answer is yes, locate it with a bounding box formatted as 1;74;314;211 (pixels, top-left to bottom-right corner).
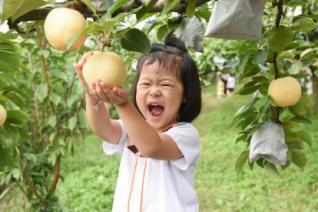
102;121;200;212
226;76;236;89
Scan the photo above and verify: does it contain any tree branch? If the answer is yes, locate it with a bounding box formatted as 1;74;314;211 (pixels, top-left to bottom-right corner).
7;0;211;32
0;183;16;202
112;0;210;16
50;155;61;193
275;0;284;27
272;0;284;123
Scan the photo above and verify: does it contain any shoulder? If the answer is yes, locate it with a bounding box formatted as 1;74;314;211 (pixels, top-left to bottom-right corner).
165;123;200;170
165;122;200;140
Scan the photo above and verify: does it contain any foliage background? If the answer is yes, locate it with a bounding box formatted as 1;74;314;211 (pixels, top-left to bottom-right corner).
0;0;317;211
2;87;317;211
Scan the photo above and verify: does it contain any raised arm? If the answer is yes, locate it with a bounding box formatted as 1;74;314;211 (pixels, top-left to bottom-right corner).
74;52;122;144
116;101;183;160
94;85;183;160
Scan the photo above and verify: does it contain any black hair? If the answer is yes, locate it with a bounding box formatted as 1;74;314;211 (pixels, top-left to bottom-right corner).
132;35;202;123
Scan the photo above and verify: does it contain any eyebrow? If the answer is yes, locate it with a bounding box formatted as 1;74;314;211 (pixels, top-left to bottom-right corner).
139;77;175;82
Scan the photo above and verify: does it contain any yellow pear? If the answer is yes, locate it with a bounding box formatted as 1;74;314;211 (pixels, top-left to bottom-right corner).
44;8;87;51
268;76;302;107
0;104;7;126
82;52;126;86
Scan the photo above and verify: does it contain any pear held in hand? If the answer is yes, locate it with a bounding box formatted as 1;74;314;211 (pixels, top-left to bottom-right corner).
82;52;126;87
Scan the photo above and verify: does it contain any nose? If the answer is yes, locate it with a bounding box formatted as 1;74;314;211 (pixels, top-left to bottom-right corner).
149;86;161;97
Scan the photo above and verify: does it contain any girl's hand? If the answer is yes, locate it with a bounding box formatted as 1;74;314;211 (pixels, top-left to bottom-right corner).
92;80;129;107
73;51;95;94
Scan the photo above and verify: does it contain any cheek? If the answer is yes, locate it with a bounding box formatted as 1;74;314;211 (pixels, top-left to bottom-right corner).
165;89;183;108
136;89;146;109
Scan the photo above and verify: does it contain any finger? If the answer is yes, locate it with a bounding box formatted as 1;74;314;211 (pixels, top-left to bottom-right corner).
90;83;100;100
78;51;94;66
112;87;128;99
97;82;110;102
74;64;89;90
107;89;124;104
95;81;106;100
73;64;83;77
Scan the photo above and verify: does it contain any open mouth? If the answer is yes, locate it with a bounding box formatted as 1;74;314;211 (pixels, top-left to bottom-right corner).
147;103;164;119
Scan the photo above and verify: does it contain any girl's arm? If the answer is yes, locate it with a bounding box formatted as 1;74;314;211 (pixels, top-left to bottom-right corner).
116;102;183;160
74;52;122;144
102;86;183;160
85;94;122;144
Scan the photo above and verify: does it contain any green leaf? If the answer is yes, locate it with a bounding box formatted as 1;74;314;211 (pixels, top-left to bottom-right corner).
288;62;302;74
0;50;21;72
11;168;20;180
291;116;312;124
295;130;312;147
120;28;150;53
108;0;131;16
5;91;25;107
235;151;248;174
235;97;259;117
1;0;25;21
238;111;258;131
278;50;296;60
289;99;307;117
157;24;169;41
80;0;96;14
291;18;316;31
235;133;248;143
238;54;250;74
286;140;304;150
268;27;293;52
186;0;196;18
291;150;307;170
264;162;281;178
7;110;28;123
285;0;305;7
259;98;271;118
49;93;62;106
279;109;295;123
236;83;259;95
68;117;77;131
97;0;114;12
35;84;48;103
162;0;180;14
300;48;317;61
3;124;20;142
252;76;269;83
194;8;211;22
252;49;268;65
48;115;57;128
167;17;183;31
11;0;46;22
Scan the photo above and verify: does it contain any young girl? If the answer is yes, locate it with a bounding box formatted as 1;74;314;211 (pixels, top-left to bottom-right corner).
74;36;202;212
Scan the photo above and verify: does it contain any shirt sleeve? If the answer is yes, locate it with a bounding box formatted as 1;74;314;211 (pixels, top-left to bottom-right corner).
102;120;127;155
165;123;200;171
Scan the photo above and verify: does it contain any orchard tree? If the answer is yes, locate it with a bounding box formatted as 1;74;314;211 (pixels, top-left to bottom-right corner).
0;0;317;210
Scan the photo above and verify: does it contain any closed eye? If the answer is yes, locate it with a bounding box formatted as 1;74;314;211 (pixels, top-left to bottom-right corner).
162;84;173;87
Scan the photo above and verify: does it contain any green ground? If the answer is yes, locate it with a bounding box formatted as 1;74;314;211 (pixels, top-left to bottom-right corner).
2;87;318;211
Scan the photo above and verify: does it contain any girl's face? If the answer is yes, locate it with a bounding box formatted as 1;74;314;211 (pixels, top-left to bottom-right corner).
136;62;184;131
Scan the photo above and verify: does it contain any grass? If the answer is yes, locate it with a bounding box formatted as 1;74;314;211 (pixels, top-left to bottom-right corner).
1;86;318;211
195;87;318;212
